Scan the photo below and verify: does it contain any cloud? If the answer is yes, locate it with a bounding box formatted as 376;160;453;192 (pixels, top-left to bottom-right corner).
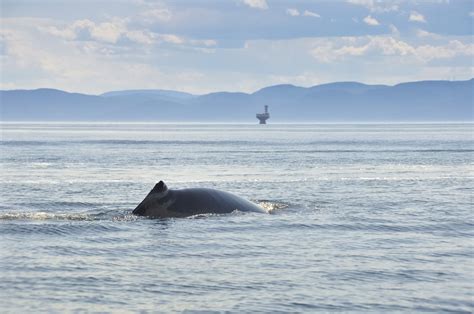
346;0;399;13
42;25;76;40
89;20;127;43
347;0;372;5
141;8;172;23
38;16;220;51
125;30;155;45
389;24;399;36
41;18;129;44
242;0;268;10
415;40;473;60
409;11;426;23
346;0;374;8
156;34;184;44
363;15;380;26
190;39;218;47
416;29;440;39
0;18;213;94
310;36;474;63
286;8;300;17
303;10;321;18
469;11;474;17
268;72;323;87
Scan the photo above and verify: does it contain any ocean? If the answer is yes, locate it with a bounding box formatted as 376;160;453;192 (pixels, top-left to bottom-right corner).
0;123;472;312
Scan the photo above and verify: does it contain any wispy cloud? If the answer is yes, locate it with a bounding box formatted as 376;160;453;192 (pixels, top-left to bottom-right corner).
416;29;440;39
409;11;426;23
0;18;213;94
303;10;321;18
389;24;399;36
41;18;129;44
286;8;300;17
346;0;399;13
125;30;155;45
141;8;172;23
242;0;268;10
37;16;217;49
363;15;379;26
310;36;473;63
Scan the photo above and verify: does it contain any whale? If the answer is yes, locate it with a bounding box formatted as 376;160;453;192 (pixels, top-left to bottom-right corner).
132;181;266;218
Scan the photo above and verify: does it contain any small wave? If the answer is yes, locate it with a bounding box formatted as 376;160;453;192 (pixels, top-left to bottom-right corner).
257;200;290;213
0;208;135;221
13;201;99;210
0;140;267;146
186;213;228;219
0;141;62;146
111;214;140;222
77;140;263;145
250;149;474;154
131;201;291;219
0;211;94;221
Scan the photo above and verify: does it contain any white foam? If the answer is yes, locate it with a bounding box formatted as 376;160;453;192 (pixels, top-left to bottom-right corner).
0;211;92;221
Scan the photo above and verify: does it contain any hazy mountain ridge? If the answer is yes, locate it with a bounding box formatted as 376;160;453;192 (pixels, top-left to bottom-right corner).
1;79;473;121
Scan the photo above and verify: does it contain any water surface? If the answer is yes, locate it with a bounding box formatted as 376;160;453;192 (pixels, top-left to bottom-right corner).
0;123;473;312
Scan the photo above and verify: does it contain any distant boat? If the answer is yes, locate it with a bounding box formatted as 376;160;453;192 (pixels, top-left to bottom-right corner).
256;105;270;124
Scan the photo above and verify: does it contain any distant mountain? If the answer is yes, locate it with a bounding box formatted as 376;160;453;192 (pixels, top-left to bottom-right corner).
101;89;196;102
1;79;473;122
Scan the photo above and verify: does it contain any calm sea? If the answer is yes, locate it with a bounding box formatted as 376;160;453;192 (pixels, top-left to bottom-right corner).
0;123;473;313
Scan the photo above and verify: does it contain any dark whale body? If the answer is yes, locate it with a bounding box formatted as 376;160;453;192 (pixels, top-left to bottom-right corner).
132;181;265;218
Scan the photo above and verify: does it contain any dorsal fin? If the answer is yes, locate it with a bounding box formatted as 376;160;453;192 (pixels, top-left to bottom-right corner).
152;180;168;194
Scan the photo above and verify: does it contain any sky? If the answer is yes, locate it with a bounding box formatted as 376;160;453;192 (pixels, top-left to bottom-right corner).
0;0;473;94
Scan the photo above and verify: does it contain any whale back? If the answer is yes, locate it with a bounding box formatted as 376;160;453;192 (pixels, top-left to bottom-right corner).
168;188;265;216
132;182;265;218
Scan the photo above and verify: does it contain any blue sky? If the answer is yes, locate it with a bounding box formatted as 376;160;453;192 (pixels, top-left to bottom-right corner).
1;0;472;94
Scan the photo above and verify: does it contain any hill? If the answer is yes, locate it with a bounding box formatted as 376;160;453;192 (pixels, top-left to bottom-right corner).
1;79;472;122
